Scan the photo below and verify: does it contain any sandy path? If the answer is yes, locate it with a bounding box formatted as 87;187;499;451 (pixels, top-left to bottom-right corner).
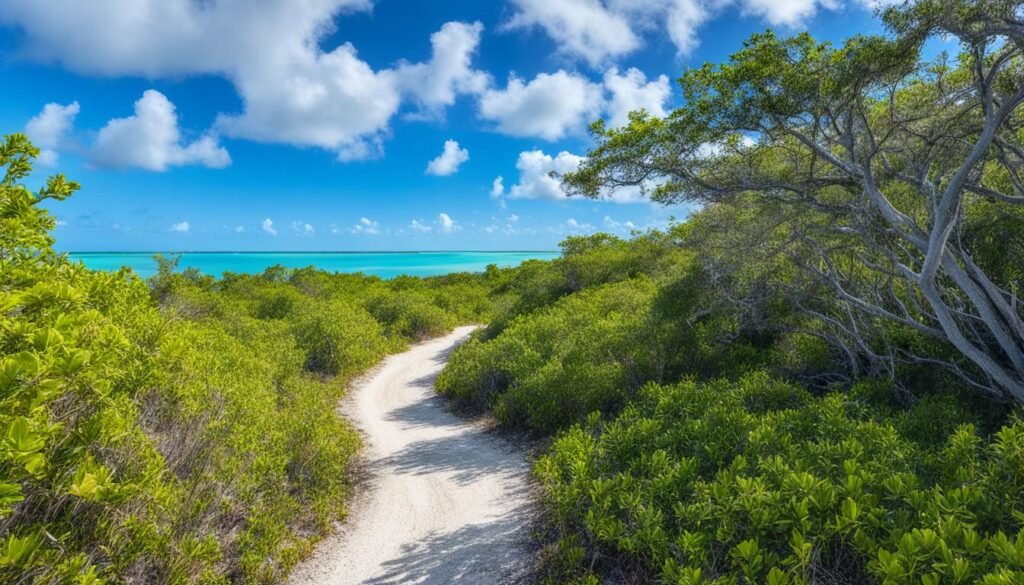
287;326;533;585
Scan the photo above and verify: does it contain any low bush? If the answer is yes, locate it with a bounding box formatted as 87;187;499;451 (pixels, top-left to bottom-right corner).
437;278;681;433
365;291;455;341
290;298;390;377
537;373;1024;584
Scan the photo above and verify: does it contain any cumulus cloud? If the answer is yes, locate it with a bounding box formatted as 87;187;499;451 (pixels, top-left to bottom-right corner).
426;139;470;176
170;221;190;233
603;215;637;232
565;217;594;232
90;90;230;171
508;150;584;200
352;217;380;235
506;0;710;61
508;149;647;203
506;0;848;63
24;101;79;167
215;18;487;159
604;67;670;128
408;219;432;233
491;176;505;198
0;1;487;161
215;42;401;159
438;212;459;233
395;21;490;115
262;218;278;236
659;0;713;56
740;0;839;27
505;0;640;66
477;66;675;140
479;71;603;140
292;221;315;236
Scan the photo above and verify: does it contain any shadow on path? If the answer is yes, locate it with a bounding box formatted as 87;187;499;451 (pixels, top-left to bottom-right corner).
364;498;535;585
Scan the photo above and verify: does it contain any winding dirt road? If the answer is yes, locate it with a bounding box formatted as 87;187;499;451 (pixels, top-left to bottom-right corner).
288;326;533;585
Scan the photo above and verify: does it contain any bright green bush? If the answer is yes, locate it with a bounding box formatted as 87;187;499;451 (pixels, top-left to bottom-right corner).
365;290;455;341
290;298;390;377
537;373;1024;584
438;278;682;433
1;134;182;583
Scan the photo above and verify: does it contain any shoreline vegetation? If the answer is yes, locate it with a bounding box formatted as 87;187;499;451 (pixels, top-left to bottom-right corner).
4;1;1024;584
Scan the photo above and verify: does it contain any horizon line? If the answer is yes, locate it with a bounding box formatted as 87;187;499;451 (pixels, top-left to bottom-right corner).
64;250;562;255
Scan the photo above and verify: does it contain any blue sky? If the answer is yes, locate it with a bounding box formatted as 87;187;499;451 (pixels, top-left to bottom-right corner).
0;0;885;251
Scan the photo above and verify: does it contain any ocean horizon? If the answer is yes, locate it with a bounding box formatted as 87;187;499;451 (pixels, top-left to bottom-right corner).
68;251;561;279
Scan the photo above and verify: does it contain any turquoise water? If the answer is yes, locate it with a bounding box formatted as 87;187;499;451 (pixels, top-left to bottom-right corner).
68;251;560;279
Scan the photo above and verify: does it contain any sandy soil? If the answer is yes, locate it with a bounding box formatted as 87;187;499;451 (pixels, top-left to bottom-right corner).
287;326;534;585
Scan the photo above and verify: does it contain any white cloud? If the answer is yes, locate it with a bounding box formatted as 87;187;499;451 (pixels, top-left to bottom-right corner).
565;217;594;232
395;21;490;115
505;0;712;61
292;221;315;236
660;0;712;56
90;90;230;171
604;67;670;128
603;215;637;232
0;2;487;161
170;221;190;233
482;215;532;236
491;176;505;198
25;101;79;167
409;219;432;233
215;42;402;159
479;71;603;140
438;212;458;233
505;0;640;66
509;148;648;203
352;217;380;235
425;139;470;176
506;0;847;63
740;0;839;27
509;149;584;200
216;18;487;158
262;218;278;236
234;225;245;233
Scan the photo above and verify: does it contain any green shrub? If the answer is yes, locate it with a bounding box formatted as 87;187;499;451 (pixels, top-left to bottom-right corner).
536;373;1024;584
438;278;681;433
365;291;455;341
290;298;389;377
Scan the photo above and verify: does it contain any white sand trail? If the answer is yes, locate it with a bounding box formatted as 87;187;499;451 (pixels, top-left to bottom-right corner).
288;326;533;585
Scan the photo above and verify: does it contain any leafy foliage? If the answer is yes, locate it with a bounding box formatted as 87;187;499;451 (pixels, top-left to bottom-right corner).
565;0;1024;401
0;134;495;584
538;375;1024;585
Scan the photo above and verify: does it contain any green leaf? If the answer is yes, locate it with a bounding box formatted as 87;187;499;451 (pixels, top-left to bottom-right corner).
31;327;63;351
0;482;24;516
7;417;45;453
12;351;40;377
0;532;41;568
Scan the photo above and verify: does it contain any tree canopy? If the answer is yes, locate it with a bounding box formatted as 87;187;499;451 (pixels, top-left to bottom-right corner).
565;0;1024;402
